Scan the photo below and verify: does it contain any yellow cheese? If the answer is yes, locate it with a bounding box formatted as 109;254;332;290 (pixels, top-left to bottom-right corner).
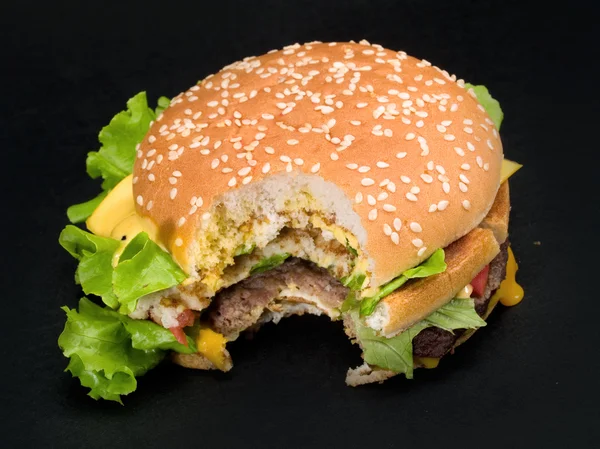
196;328;228;371
109;213;160;266
489;247;524;310
414;356;440;369
86;174;136;237
501;159;522;183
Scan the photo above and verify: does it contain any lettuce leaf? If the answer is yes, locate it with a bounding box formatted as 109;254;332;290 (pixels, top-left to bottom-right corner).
67;93;170;223
250;253;291;275
58;298;196;403
464;83;503;130
360;249;447;316
353;298;485;378
59;225;120;309
113;232;187;314
59;226;186;313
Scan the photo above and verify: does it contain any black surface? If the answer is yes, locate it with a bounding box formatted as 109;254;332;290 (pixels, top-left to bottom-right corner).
3;1;599;447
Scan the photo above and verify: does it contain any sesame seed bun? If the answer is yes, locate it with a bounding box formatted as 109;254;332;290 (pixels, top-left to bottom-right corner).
132;40;503;289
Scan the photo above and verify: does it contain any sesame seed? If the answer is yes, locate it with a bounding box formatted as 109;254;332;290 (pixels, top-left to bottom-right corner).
383;204;396;212
265;146;275;154
393;218;402;231
358;166;370;173
169;177;177;185
396;152;407;159
406;192;418;202
242;176;252;185
136;195;143;206
462;200;471;210
436;124;447;133
467;142;475;151
377;192;389;201
484;163;490;171
410;186;420;194
391;232;400;245
294;158;304;166
178;217;186;227
428;204;437;212
387;182;397;193
355;192;363;204
418;173;432;184
476;156;483;168
346;163;358;170
228;177;237;187
444;134;456;141
356;102;368;108
377;161;390;168
383;224;392;236
487;139;494;150
437;200;449;210
361;178;375;186
350;120;361;126
368;209;378;221
405;133;415;141
367;195;376;206
459;182;468;192
412;238;423;248
418;247;427;257
416;120;424;128
330;153;339;161
170;188;177;199
311;163;321;173
238;167;251;176
400;175;411;184
443;182;450;194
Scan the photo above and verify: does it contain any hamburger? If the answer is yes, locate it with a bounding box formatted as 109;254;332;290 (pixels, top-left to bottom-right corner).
58;40;523;402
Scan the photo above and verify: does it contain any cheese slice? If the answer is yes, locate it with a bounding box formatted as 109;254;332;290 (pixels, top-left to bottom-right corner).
501;159;522;183
86;174;162;264
196;328;228;371
86;174;136;237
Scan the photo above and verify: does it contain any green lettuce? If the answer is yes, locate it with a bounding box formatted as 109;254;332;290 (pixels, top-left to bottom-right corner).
250;253;291;275
59;226;186;313
113;232;187;314
464;83;503;130
59;225;121;309
353;297;486;378
360;249;447;316
59;298;196;403
67;93;170;223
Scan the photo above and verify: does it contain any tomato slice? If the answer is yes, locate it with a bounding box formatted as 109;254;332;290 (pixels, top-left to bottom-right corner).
170;327;188;346
176;309;196;328
471;265;490;297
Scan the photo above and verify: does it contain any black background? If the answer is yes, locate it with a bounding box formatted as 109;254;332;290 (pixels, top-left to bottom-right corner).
3;1;599;447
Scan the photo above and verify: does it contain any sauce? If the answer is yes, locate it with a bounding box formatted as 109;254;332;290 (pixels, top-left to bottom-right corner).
491;247;524;307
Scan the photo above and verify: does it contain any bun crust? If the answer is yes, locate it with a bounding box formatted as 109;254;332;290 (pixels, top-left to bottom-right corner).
133;41;503;283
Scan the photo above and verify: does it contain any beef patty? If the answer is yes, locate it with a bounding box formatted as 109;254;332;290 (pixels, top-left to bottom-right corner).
207;258;347;338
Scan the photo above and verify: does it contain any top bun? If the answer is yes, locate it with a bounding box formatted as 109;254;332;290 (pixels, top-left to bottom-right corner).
133;41;503;288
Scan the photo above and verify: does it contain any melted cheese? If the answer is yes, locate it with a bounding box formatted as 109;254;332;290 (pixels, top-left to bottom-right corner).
196;328;228;371
86;174;163;265
501;159;522;183
490;247;524;309
414;357;440;369
109;213;160;266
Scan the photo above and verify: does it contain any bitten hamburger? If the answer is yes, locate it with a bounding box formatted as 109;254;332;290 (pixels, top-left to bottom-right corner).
58;40;523;402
